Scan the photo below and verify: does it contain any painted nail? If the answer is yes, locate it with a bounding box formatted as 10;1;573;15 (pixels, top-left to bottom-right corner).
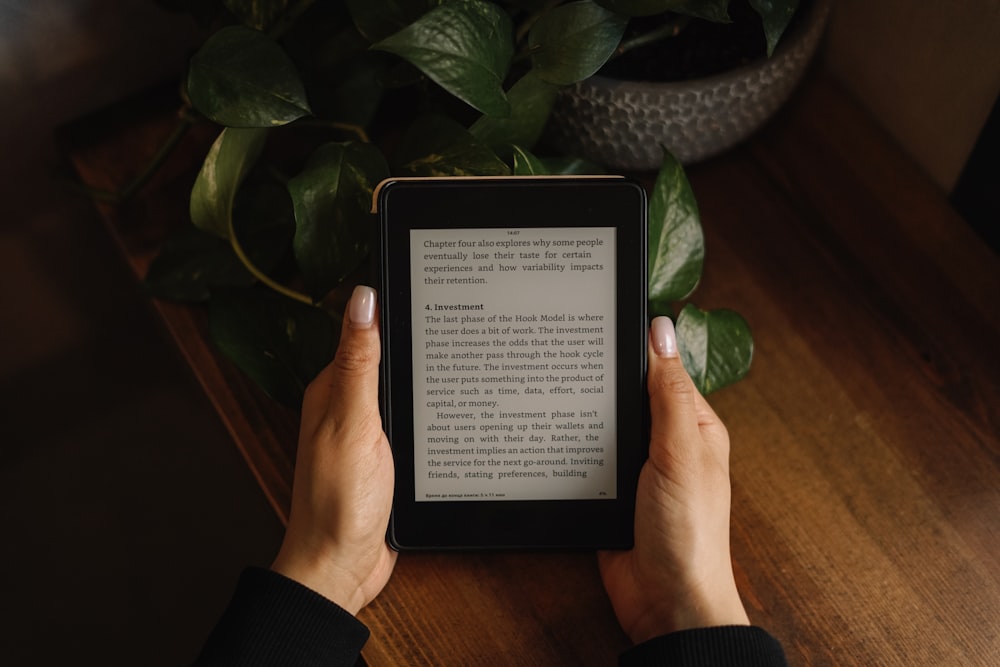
651;316;678;358
349;285;376;329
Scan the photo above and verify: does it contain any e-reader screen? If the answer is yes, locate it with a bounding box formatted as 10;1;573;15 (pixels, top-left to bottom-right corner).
377;177;647;549
410;225;617;502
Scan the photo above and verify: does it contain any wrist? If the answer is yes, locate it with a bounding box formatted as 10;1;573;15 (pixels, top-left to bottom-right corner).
629;577;750;644
271;547;365;615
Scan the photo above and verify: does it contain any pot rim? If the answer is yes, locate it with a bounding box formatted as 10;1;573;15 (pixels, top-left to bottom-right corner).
580;0;831;92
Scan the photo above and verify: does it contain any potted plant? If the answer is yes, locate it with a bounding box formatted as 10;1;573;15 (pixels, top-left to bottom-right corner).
548;0;831;167
142;0;775;406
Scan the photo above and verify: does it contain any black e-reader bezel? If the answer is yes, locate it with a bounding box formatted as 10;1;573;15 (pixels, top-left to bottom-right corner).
376;177;648;550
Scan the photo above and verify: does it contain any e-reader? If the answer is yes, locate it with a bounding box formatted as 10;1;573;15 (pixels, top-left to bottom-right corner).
375;177;648;549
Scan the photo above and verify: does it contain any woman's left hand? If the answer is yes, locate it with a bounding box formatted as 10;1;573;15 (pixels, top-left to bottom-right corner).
271;285;397;615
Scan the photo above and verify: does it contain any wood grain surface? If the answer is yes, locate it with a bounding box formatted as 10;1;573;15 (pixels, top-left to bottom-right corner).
66;69;1000;666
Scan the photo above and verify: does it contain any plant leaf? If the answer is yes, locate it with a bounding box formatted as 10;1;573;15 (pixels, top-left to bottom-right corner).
223;0;289;31
595;0;730;22
395;114;511;177
510;151;606;175
511;145;550;175
647;148;704;315
146;227;250;301
540;156;606;174
322;52;388;127
188;25;312;127
676;304;753;394
748;0;800;56
469;70;558;158
148;181;294;301
346;0;431;42
190;127;269;239
209;287;339;406
371;0;514;116
288;142;390;299
529;0;628;86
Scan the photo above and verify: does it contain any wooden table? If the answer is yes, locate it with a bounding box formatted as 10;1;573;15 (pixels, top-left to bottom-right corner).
66;69;1000;665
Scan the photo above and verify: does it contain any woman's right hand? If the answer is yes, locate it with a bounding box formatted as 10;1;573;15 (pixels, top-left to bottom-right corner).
598;316;750;644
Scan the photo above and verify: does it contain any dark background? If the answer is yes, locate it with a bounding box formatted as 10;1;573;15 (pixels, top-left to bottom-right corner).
0;4;282;665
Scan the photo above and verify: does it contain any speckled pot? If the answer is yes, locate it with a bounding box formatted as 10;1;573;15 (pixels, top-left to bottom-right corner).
546;0;831;168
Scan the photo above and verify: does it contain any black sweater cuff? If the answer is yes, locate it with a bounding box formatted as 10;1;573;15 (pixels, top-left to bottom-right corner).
194;567;370;667
621;626;788;667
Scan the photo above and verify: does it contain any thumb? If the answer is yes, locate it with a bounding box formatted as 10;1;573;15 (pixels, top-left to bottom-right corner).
302;285;381;426
646;316;702;471
330;284;381;408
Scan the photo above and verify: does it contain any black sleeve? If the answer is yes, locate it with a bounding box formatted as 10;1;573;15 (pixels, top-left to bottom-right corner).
193;567;370;667
620;626;788;667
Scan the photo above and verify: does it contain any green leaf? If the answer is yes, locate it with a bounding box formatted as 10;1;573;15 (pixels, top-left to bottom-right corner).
188;26;312;127
346;0;431;42
223;0;289;31
371;0;514;116
190;127;269;239
749;0;800;56
146;227;250;301
529;0;628;86
288;142;390;299
148;181;294;301
676;304;753;395
595;0;730;22
540;156;606;174
323;52;387;127
469;71;559;158
279;2;371;72
647;149;703;315
511;145;550;175
505;0;553;9
395;114;511;177
209;287;339;407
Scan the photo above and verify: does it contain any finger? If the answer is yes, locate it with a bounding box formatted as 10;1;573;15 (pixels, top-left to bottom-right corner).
646;316;703;469
303;286;381;424
331;285;381;410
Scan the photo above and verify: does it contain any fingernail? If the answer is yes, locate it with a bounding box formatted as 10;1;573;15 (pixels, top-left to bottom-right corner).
348;285;376;329
651;316;678;358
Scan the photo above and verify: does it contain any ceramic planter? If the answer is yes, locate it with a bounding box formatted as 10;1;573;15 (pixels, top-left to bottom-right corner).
546;0;832;168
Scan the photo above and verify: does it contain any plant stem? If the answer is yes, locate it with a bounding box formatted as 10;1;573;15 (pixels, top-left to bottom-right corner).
121;113;194;200
330;121;369;143
72;110;193;204
512;44;541;65
615;15;692;57
227;215;313;306
292;118;370;143
515;0;565;44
